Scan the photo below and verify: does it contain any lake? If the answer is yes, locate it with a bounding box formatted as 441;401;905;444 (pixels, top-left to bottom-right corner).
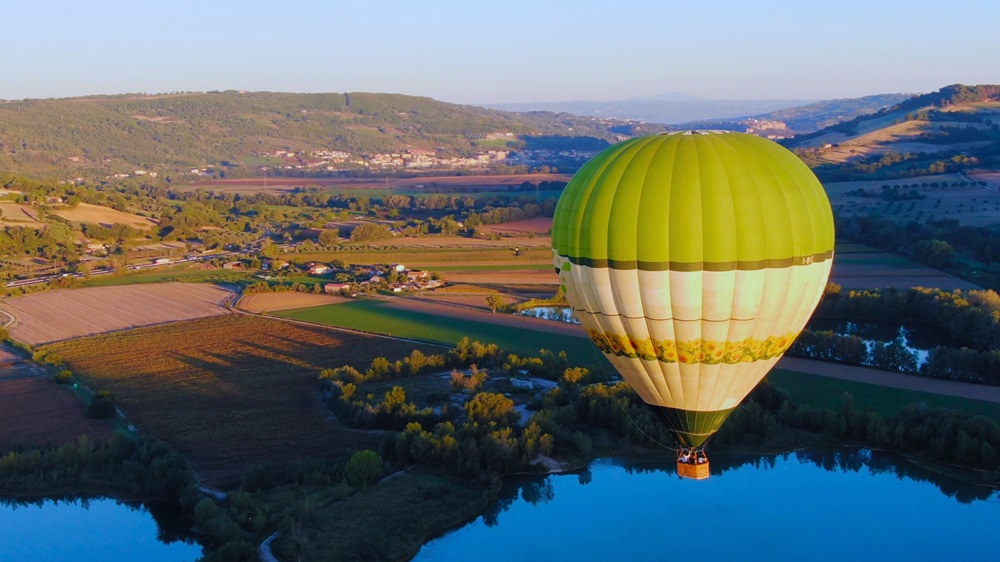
0;497;202;561
414;450;1000;561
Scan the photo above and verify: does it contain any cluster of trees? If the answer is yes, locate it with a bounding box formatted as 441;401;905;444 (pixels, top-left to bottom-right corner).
0;433;191;499
787;330;918;372
785;286;1000;384
816;286;1000;350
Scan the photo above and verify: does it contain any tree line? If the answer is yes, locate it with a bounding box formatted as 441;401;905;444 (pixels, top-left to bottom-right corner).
784;285;1000;384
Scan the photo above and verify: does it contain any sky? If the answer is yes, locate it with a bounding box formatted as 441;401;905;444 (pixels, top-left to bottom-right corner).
4;0;998;104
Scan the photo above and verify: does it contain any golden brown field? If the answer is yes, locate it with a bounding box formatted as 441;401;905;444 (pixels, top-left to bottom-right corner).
51;202;157;229
0;283;234;345
0;202;46;227
238;292;350;313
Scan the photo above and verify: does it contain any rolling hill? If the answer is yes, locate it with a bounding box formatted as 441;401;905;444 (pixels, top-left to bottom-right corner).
781;84;1000;181
0;91;665;180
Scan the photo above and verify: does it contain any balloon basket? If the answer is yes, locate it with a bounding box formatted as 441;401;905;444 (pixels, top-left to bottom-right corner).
677;460;710;480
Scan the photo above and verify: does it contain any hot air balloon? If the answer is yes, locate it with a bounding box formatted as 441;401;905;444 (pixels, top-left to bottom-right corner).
551;131;834;479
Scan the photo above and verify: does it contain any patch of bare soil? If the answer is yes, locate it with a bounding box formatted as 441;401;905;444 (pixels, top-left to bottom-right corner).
0;283;235;345
0;377;116;450
238;292;351;313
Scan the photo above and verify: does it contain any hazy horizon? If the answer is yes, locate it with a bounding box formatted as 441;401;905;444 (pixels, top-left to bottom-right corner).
4;0;997;104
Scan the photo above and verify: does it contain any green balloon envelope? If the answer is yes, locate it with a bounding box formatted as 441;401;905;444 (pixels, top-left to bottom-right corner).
552;131;834;449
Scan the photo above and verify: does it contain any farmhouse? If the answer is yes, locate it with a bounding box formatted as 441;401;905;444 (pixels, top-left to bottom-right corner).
308;264;331;275
324;282;350;293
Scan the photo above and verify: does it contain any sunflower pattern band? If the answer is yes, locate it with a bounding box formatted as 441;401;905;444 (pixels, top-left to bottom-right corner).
585;328;799;364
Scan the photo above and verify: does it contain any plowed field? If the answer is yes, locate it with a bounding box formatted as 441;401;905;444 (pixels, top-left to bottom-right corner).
43;314;441;485
0;377;116;450
1;283;235;345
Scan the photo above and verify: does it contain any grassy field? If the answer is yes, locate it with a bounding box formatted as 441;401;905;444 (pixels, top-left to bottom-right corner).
828;240;980;291
767;369;1000;420
42;314;443;485
81;267;254;287
275;298;600;370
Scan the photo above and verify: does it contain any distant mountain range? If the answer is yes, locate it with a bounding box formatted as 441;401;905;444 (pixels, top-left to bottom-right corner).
485;97;820;126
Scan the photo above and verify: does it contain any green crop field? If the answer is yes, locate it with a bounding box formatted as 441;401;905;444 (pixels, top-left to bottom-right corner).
767;369;1000;420
276;299;602;370
43;314;442;485
81;267;253;287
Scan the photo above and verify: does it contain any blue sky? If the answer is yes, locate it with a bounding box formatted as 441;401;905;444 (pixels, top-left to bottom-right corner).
4;0;997;103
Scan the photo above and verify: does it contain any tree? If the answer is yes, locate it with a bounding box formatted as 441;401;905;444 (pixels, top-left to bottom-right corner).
912;239;955;269
485;293;510;314
88;390;116;419
259;240;281;260
350;222;391;242
465;392;517;426
318;229;340;247
344;450;382;488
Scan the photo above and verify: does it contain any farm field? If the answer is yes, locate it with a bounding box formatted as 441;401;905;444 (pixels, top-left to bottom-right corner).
297;242;551;265
829;242;980;290
80;267;254;288
969;171;1000;190
50;202;157;229
827;177;1000;229
43;314;443;485
275;297;600;370
296;242;557;289
0;202;45;227
477;216;553;236
182;172;572;195
238;292;350;313
274;293;1000;420
767;367;1000;421
0;376;116;450
0;283;235;345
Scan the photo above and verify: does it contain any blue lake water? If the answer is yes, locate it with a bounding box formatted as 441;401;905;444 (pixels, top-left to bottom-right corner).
0;498;202;561
415;451;1000;561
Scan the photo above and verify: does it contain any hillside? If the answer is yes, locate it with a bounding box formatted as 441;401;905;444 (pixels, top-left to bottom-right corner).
485;97;816;125
676;93;912;136
0;91;662;180
782;84;1000;181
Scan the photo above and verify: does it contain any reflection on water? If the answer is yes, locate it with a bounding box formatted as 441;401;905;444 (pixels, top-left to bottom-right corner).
519;306;579;324
805;319;956;369
415;450;1000;561
0;497;203;562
